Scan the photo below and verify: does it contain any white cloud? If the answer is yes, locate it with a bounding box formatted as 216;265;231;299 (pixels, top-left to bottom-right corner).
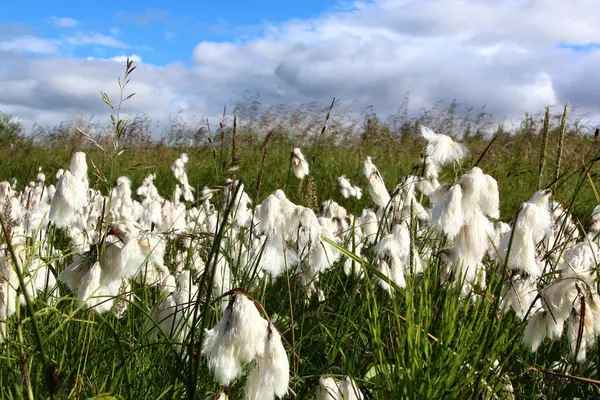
165;31;176;40
109;27;121;36
65;33;128;48
0;35;59;54
52;17;78;28
2;0;600;134
85;54;142;62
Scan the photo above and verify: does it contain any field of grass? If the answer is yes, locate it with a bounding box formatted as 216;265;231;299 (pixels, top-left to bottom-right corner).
1;64;600;400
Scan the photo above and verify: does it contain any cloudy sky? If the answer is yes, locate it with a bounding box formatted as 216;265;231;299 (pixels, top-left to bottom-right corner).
1;0;599;133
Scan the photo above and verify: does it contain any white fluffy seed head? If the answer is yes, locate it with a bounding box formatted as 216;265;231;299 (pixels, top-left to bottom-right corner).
431;184;463;239
291;148;309;179
420;125;467;166
243;325;290;400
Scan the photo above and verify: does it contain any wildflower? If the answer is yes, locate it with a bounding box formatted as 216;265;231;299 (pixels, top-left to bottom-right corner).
420;125;467;166
243;325;290;400
363;156;390;208
202;294;268;385
291;148;309;179
338;175;362;199
49;170;87;228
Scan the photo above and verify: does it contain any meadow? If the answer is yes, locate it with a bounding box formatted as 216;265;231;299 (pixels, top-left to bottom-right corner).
1;61;600;399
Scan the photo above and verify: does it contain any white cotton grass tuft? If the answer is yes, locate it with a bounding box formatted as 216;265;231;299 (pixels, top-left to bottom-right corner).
431;184;463;239
520;239;600;360
315;376;364;400
0;249;19;343
291;148;310;179
430;167;500;297
589;203;600;239
363;156;390;208
69;151;89;188
49;170;88;228
420;125;468;166
498;189;553;279
171;153;195;202
416;155;440;196
202;294;268;385
338;175;362;199
148;270;198;345
243;325;290;400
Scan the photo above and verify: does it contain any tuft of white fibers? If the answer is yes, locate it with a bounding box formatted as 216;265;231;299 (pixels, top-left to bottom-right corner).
0;251;19;342
343;227;364;278
315;375;362;400
294;206;322;253
339;376;364;400
416;156;441;196
137;173;160;201
358;209;378;244
69;151;89;188
243;325;290;400
224;181;253;228
171;154;195;202
363;156;390;208
110;176;134;223
559;241;599;285
590;203;600;237
420;125;467;166
488;221;511;260
539;279;575;336
308;217;341;273
498;190;553;279
480;174;500;219
291;148;310;179
431;184;463;239
451;211;494;286
59;254;94;292
258;233;300;278
77;261;119;313
49;170;88;228
567;309;596;363
316;376;342;400
522;310;548;352
338;175;362;199
521;190;554;243
202;294;268;385
225;293;268;362
149;270;198;344
257;194;283;234
548;202;580;250
501;276;540;320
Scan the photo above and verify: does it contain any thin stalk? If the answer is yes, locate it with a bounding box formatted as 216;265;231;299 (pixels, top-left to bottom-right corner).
554;103;568;181
537;106;550;190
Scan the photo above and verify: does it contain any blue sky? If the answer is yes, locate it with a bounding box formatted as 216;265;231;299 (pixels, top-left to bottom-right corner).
1;0;341;65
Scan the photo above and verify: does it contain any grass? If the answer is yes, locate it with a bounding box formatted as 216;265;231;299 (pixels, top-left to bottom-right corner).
1;62;600;399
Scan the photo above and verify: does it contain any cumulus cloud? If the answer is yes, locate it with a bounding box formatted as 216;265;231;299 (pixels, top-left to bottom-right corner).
1;0;600;134
52;17;78;28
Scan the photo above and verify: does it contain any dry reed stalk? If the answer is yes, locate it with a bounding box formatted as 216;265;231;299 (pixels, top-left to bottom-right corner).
537;106;551;190
554;103;568;181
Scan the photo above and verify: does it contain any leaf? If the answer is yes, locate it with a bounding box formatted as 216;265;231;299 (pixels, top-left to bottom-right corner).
100;91;113;109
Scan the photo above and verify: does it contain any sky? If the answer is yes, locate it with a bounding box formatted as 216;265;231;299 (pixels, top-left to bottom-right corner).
1;0;600;134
